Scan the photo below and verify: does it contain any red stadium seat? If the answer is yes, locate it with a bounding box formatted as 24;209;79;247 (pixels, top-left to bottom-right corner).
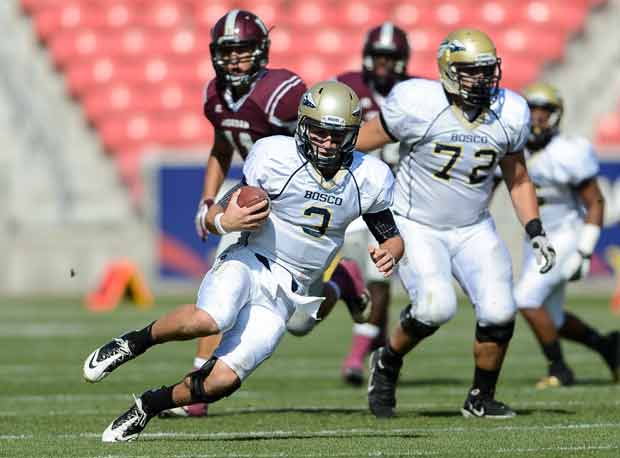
519;1;587;33
333;2;390;29
494;26;565;62
408;28;446;56
433;1;479;29
596;112;620;146
477;1;520;30
21;0;606;203
286;1;328;28
193;0;236;28
389;2;433;29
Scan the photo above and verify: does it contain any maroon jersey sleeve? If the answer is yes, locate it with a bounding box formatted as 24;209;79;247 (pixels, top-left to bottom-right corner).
253;69;306;135
203;79;219;125
336;71;381;123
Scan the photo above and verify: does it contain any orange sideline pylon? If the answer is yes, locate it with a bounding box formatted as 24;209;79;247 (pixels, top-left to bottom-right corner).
85;259;153;312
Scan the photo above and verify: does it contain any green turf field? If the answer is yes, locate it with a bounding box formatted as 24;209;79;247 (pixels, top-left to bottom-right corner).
1;295;619;457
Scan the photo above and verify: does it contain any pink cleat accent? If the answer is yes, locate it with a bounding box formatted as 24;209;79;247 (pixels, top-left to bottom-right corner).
159;402;208;418
331;259;371;323
342;334;374;386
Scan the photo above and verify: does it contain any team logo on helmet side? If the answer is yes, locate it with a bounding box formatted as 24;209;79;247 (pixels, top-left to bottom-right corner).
302;92;318;109
437;39;467;58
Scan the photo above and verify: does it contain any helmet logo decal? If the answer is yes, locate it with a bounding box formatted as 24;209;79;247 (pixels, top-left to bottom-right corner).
438;39;467;58
351;103;361;118
302;92;318;109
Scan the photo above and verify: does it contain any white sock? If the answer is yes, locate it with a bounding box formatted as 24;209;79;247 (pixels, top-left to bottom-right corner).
194;357;208;370
353;323;380;338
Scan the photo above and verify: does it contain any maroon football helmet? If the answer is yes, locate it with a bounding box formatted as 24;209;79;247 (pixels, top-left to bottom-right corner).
210;10;270;88
362;22;410;95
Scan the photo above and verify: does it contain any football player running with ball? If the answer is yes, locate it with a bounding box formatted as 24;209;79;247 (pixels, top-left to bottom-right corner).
83;81;404;442
357;29;556;419
175;9;371;417
336;22;411;386
512;82;619;388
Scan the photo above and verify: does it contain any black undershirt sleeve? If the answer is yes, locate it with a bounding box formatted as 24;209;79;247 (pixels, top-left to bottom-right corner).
362;208;400;244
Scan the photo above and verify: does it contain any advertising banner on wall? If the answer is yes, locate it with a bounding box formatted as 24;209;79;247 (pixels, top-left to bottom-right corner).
155;158;620;282
157;163;243;280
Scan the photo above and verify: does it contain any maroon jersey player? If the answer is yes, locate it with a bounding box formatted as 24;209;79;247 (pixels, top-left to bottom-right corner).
198;9;306;218
336;22;411;387
169;10;370;418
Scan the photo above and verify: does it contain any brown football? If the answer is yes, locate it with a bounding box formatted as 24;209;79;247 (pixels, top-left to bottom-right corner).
237;185;269;209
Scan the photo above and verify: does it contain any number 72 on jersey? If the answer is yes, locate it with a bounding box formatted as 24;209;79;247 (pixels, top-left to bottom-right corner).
432;143;498;185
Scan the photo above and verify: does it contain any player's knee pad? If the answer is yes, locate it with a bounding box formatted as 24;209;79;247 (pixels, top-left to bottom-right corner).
400;304;439;340
286;311;318;337
475;321;515;344
187;357;238;403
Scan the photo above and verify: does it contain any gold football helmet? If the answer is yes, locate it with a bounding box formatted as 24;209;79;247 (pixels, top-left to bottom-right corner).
522;82;564;150
296;81;362;177
437;28;501;107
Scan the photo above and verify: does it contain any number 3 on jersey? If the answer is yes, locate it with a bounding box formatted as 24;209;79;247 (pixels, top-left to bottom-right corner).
302;206;331;237
432;143;497;185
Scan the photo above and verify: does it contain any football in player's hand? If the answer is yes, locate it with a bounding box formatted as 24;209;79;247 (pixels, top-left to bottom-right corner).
237;185;269;209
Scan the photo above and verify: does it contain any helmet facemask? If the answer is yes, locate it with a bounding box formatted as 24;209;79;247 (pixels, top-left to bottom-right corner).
450;59;501;108
296;117;359;179
527;103;562;150
210;38;269;89
363;52;406;96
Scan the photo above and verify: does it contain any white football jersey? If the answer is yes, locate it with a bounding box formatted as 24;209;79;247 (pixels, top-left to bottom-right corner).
382;78;530;228
241;135;394;287
525;135;599;229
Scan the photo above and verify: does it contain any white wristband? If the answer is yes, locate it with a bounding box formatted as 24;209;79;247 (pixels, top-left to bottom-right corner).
214;212;229;235
578;223;601;256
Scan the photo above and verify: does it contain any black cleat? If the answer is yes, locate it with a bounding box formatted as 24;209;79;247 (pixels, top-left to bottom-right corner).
601;331;620;383
102;395;153;442
536;362;575;389
83;333;138;383
461;388;516;419
368;347;401;418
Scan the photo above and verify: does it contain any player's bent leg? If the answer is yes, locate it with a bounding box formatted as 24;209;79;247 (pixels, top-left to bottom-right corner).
518;304;574;388
159;334;224;418
343;281;390;386
368;306;439;418
559;312;620;382
102;358;240;442
103;303;286;441
84;305;220;384
330;259;371;323
463;321;516;419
